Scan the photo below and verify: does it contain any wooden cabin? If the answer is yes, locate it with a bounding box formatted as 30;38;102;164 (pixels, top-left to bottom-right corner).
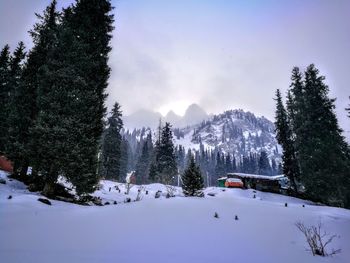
217;177;244;189
226;173;287;193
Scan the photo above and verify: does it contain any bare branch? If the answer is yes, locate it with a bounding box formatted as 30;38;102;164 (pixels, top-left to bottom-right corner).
295;221;341;257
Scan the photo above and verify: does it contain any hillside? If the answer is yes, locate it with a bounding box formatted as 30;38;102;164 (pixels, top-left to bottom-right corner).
124;109;281;163
175;109;281;160
1;170;349;263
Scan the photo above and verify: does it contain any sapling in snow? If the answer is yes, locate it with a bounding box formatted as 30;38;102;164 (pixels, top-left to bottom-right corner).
182;155;204;197
295;221;341;256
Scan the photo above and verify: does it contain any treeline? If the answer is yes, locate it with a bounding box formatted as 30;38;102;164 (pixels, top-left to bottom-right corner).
275;64;350;208
0;0;114;197
113;124;281;187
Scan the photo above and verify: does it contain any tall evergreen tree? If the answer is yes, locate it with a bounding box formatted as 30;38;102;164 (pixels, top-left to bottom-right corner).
6;42;26;174
215;151;225;178
0;45;11;153
157;122;178;185
274;88;299;192
296;64;350;206
9;1;61;179
149;122;177;184
135;133;153;184
33;0;114;196
182;154;204;197
271;159;277;176
258;151;271;175
119;136;130;181
225;154;233;173
100;102;123;181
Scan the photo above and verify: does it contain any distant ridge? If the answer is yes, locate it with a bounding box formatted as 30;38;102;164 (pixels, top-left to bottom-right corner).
123;104;208;129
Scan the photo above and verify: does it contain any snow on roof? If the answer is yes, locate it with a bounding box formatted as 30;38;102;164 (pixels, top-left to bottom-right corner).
227;173;286;181
217;177;227;181
226;178;243;183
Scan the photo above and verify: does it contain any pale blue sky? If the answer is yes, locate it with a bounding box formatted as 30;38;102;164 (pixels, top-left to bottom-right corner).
0;0;349;138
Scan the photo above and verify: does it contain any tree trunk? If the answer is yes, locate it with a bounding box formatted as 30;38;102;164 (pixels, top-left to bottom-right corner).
20;161;28;178
42;180;55;198
42;164;58;198
12;161;20;177
291;176;299;196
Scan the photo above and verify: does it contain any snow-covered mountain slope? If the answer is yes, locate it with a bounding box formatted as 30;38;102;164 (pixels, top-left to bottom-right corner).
1;170;350;263
180;103;208;127
175;109;281;160
124;109;281;161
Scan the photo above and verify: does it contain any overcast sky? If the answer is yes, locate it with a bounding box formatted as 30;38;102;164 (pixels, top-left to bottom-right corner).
0;0;349;138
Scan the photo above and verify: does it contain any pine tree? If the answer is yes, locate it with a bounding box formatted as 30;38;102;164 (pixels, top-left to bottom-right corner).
156;122;178;185
258;151;271;175
175;145;186;175
225;154;233;173
32;0;114;196
119;137;129;181
274;88;299;192
296;64;350;206
232;156;237;172
10;1;61;179
271;159;277;175
182;154;204;197
100;102;123;181
0;45;11;153
6;42;26;175
215;151;225;178
135;133;153;184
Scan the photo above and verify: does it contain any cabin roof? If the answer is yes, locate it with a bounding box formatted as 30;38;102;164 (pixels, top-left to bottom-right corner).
226;173;286;181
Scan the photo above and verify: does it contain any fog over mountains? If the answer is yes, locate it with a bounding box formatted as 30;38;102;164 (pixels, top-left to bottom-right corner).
123;104;209;129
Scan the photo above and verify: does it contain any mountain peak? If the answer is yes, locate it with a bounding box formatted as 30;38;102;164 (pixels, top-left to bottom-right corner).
185;103;206;114
182;104;208;126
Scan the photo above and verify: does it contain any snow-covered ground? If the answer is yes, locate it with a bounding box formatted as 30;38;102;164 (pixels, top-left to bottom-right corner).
1;170;350;263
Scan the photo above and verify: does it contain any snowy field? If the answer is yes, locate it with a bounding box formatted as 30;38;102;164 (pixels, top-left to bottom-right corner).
1;170;350;263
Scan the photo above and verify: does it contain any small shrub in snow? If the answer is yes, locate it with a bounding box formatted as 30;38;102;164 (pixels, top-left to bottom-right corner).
38;198;52;205
155;191;161;199
235;215;239;220
135;186;145;201
113;201;117;205
165;185;176;197
214;212;219;218
7;195;12;199
125;198;131;203
104;202;110;205
285;203;288;207
295;221;341;257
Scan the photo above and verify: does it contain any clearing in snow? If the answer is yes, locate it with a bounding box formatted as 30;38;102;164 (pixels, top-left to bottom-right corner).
1;170;349;263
